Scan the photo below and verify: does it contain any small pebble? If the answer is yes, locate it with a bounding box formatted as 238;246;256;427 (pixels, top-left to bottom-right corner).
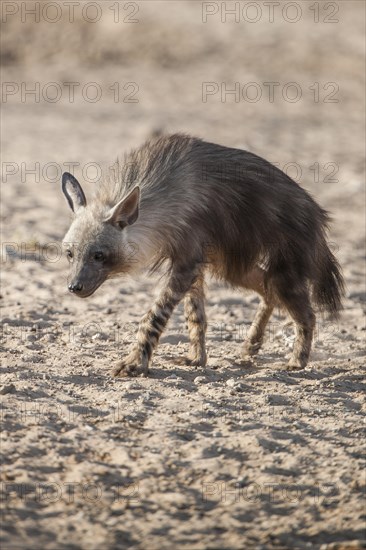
0;384;16;395
125;382;141;390
226;379;245;392
235;476;249;488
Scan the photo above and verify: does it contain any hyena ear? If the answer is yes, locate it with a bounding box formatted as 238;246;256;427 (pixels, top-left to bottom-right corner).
62;172;87;213
106;187;140;229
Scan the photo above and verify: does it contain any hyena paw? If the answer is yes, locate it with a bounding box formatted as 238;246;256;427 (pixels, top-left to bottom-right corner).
242;340;262;358
112;352;148;378
185;352;207;368
286;357;307;371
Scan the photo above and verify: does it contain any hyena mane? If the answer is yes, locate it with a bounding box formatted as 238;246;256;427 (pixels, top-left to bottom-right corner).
96;132;344;309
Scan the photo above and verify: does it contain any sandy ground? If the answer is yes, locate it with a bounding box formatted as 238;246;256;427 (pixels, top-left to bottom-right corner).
1;1;365;549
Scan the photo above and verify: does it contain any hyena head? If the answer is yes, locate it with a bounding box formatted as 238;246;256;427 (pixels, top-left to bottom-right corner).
62;172;141;298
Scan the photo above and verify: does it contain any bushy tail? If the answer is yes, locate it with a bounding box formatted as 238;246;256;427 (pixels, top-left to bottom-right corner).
313;241;345;317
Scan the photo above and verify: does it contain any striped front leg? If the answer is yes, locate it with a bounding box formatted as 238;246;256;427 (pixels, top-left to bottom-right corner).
112;264;200;377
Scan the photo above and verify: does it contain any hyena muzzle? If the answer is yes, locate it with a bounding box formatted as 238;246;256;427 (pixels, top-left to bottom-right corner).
61;133;344;377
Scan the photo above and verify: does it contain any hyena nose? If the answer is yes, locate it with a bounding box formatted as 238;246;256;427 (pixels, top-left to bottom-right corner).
68;282;83;293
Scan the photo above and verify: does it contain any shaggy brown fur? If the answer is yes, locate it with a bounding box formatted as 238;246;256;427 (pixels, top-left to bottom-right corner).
62;133;344;376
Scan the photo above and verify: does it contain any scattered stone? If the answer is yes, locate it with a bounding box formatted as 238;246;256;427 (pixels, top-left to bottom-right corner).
22;354;42;363
91;332;108;341
194;376;206;384
226;378;245;392
125;382;141;390
235;476;249;488
0;384;16;395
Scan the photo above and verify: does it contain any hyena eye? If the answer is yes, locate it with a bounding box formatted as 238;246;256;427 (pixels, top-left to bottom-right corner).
94;251;104;262
66;250;73;260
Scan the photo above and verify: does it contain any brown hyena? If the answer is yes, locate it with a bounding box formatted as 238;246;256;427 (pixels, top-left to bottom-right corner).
61;134;344;377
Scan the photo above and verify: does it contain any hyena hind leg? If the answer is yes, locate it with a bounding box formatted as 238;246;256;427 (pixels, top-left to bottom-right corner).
240;266;275;359
184;272;207;367
274;276;316;370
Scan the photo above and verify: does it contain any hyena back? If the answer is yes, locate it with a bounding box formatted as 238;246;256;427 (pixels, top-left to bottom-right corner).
62;133;344;376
